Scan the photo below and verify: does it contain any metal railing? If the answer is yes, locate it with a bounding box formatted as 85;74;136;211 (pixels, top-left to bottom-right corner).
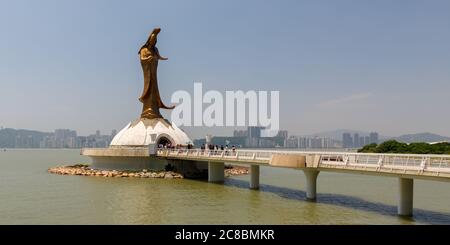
318;152;450;173
156;148;450;174
156;148;273;162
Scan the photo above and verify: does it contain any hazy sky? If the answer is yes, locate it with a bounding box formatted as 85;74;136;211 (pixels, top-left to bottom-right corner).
1;0;450;138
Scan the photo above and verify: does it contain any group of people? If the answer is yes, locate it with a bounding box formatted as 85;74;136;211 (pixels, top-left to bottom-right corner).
157;143;194;150
200;144;237;155
157;142;238;155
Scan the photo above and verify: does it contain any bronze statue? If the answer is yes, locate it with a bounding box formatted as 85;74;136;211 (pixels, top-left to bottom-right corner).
138;28;174;119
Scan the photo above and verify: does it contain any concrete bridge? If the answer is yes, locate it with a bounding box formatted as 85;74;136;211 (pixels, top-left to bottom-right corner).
82;147;450;216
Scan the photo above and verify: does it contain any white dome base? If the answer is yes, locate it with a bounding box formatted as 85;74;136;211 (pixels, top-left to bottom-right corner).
110;118;192;146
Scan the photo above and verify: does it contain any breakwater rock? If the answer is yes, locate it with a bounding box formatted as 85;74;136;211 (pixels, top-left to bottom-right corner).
48;164;249;179
48;164;184;179
225;165;249;177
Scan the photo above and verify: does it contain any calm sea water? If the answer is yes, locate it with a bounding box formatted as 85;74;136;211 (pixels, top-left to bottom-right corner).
1;149;450;224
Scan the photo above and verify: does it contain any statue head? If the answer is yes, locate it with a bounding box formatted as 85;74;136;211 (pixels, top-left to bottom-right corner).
152;28;161;35
139;28;161;54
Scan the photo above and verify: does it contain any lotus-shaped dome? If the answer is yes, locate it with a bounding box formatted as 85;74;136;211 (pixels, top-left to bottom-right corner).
110;118;192;146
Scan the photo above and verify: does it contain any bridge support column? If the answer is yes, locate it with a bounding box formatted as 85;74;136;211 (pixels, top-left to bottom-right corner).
249;165;260;189
303;169;320;201
398;178;414;216
208;161;224;183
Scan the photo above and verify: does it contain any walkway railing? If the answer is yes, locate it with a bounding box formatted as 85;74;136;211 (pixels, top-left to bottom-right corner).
156;148;274;162
156;149;450;174
321;152;450;173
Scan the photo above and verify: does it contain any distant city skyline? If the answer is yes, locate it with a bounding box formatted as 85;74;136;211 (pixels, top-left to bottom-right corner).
0;126;116;138
1;1;450;138
342;132;379;148
2;125;449;150
2;124;449;139
0;127;117;149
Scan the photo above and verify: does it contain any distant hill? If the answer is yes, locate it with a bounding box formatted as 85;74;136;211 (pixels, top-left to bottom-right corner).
0;128;52;148
393;133;450;143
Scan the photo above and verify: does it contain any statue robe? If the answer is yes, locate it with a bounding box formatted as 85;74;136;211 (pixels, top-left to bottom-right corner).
139;47;174;119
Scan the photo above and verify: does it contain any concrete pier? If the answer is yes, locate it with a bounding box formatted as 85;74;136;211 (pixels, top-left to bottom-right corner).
250;165;260;189
208;161;225;183
303;170;320;201
398;178;414;216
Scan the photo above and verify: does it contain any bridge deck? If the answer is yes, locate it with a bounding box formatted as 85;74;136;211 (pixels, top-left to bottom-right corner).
81;148;450;182
157;149;450;181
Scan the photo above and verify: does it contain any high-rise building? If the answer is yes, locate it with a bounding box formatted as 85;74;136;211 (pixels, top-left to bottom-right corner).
359;136;364;147
276;130;289;147
276;130;288;139
248;127;264;139
286;136;299;148
364;136;370;146
233;130;248;137
54;129;77;140
343;133;353;148
197;127;289;148
310;137;321;149
54;129;77;148
369;132;379;144
353;133;360;148
299;137;310;148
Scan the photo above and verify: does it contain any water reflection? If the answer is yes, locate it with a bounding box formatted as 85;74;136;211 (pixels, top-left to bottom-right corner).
224;178;450;225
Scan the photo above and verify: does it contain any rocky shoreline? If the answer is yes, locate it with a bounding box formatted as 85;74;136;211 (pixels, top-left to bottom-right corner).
225;165;249;177
48;164;249;179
